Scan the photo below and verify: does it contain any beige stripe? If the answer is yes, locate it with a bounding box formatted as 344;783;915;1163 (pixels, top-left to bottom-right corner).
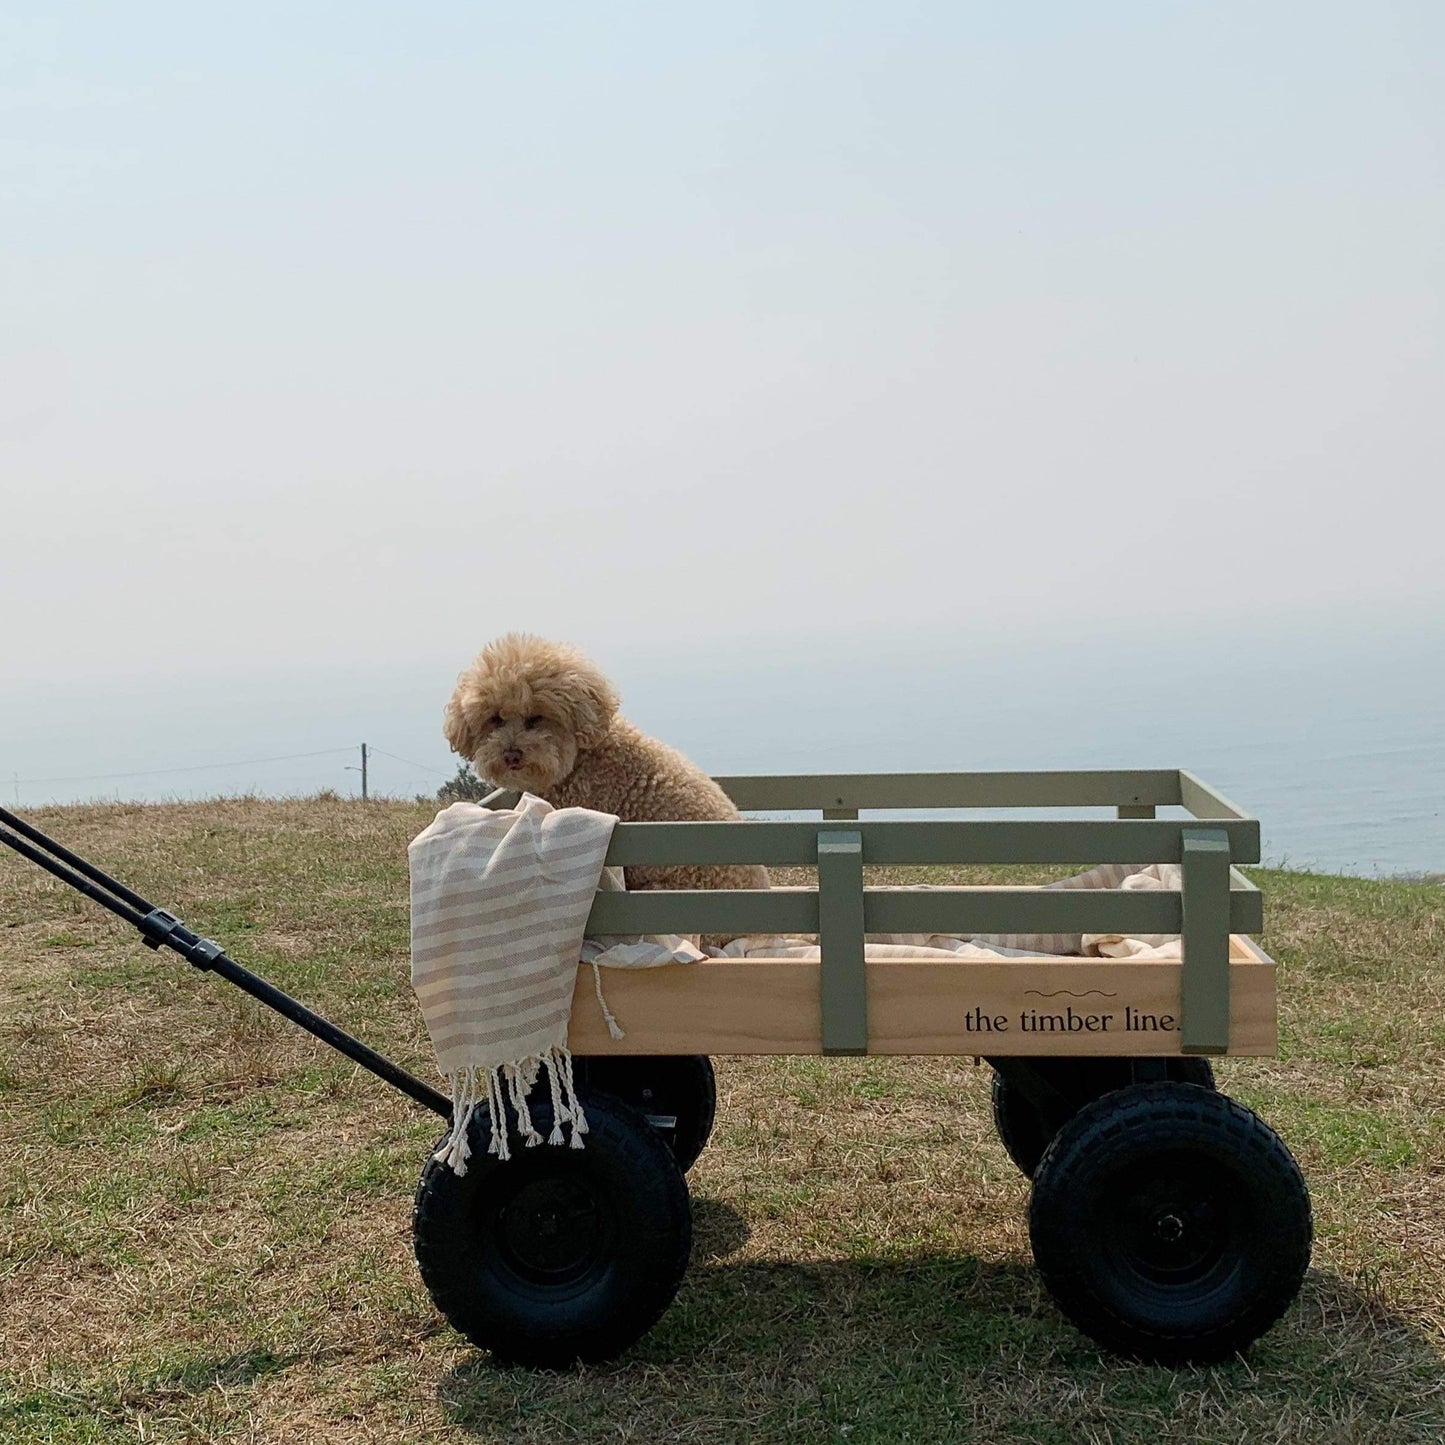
412;923;558;958
411;911;561;946
417;985;577;1023
435;1027;566;1072
430;987;576;1033
411;929;553;965
411;921;555;958
409;832;608;897
411;878;588;922
410;891;593;939
411;914;575;952
415;971;576;1013
413;942;563;988
413;962;555;1001
426;947;569;982
411;940;561;978
412;934;577;968
413;876;600;923
430;1003;571;1053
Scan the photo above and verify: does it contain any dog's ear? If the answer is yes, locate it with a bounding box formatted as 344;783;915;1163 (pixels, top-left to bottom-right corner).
567;662;620;749
442;680;484;761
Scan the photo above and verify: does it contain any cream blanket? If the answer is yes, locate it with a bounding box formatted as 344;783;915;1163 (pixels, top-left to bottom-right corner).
591;861;1186;967
727;862;1184;962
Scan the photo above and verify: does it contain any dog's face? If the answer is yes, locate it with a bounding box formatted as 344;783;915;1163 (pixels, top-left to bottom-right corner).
443;634;620;794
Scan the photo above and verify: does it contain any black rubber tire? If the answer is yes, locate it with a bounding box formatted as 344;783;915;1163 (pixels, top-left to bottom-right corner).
413;1090;692;1367
579;1055;717;1173
1029;1081;1312;1363
992;1057;1216;1179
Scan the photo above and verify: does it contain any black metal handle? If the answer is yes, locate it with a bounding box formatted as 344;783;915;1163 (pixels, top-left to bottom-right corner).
0;806;451;1119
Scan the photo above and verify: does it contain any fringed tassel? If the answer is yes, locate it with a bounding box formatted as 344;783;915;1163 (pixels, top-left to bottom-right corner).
556;1045;588;1147
439;1045;590;1173
590;960;626;1041
505;1061;544;1148
435;1064;481;1175
543;1049;568;1146
486;1066;510;1162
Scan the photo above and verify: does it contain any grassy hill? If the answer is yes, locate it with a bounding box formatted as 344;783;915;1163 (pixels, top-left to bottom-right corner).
1;798;1442;1444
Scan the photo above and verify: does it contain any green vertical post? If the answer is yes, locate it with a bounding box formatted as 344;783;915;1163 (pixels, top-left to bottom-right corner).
1181;828;1231;1055
817;830;867;1056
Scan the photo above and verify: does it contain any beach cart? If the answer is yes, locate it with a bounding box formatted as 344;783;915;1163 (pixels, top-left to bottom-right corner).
0;769;1310;1368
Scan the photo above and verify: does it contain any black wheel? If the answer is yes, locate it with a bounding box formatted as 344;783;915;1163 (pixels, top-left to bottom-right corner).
579;1055;717;1173
1029;1081;1311;1363
991;1057;1216;1179
413;1090;692;1367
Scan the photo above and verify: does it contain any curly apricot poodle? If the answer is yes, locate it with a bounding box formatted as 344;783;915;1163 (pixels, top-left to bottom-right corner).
443;634;768;894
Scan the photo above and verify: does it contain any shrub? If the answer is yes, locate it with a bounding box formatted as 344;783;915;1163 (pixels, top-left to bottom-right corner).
436;762;495;804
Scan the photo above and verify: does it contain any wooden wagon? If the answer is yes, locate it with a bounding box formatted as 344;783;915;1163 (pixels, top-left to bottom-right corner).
0;772;1311;1370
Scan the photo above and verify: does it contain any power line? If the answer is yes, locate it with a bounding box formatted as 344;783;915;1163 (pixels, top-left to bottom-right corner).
12;747;358;787
368;747;452;778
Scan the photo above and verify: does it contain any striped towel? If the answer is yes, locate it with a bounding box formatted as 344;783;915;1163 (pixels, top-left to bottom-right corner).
409;796;617;1173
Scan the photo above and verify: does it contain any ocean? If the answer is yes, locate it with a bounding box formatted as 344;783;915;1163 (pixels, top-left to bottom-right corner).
6;616;1441;878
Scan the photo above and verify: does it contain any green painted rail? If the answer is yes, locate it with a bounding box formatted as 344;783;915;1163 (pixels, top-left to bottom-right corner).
496;769;1259;1057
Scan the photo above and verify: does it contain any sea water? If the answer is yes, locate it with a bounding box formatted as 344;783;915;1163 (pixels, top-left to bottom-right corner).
5;618;1441;878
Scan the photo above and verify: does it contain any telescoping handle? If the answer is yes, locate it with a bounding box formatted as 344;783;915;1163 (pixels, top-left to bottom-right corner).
0;805;451;1120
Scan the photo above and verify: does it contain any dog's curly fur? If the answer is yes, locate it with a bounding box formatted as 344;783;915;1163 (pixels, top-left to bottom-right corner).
443;634;768;894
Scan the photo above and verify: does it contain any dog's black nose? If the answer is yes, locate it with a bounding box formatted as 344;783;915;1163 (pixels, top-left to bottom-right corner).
502;748;524;769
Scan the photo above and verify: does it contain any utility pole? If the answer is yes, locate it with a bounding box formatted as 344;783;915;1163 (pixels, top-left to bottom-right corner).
348;744;370;800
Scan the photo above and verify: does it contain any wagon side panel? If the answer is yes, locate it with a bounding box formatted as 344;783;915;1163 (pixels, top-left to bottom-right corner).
566;948;1276;1057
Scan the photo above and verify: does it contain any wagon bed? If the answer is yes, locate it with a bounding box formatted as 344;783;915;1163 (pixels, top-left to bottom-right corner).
520;767;1275;1059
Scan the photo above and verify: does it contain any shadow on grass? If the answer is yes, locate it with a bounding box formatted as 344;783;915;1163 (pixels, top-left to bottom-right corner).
0;1350;298;1443
140;1347;297;1395
691;1194;753;1262
436;1230;1445;1444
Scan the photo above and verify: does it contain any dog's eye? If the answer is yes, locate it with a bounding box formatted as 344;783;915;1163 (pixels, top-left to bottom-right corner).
523;715;542;730
489;714;504;729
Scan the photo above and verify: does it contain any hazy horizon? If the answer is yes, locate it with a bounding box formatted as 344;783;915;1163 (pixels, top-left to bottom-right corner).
7;609;1441;877
4;4;1442;873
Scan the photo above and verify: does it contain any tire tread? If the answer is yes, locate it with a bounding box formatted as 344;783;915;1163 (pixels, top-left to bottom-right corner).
413;1091;691;1366
1029;1081;1311;1363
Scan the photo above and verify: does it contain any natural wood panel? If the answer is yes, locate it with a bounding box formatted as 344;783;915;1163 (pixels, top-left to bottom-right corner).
567;941;1277;1057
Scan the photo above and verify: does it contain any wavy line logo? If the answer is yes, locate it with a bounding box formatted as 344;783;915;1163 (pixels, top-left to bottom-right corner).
1023;988;1118;1000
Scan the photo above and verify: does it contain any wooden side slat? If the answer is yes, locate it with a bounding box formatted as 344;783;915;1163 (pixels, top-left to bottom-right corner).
586;884;1262;937
1179;770;1249;821
601;818;1261;868
713;770;1183;811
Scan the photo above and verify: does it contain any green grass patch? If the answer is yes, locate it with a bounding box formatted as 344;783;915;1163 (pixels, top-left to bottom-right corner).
0;799;1441;1444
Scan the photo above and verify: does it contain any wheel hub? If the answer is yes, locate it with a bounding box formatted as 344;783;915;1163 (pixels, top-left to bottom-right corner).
496;1174;605;1284
1154;1211;1185;1244
1113;1163;1232;1283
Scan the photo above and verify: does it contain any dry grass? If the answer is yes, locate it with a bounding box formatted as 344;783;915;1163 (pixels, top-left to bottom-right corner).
1;798;1442;1443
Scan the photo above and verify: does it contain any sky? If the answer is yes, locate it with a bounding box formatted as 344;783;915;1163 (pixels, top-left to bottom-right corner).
2;3;1443;832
